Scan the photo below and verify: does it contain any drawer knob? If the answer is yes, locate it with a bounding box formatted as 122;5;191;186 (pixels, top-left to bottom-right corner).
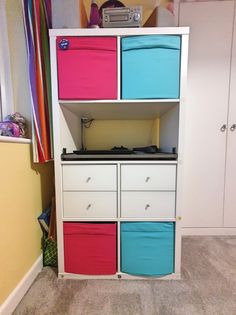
86;204;92;210
86;177;91;183
145;204;150;210
145;176;150;182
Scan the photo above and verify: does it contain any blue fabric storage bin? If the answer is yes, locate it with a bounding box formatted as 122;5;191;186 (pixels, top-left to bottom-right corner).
121;35;181;99
121;222;174;276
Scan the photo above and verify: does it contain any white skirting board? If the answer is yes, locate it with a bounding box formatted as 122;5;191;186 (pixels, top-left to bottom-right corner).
0;255;43;315
182;228;236;235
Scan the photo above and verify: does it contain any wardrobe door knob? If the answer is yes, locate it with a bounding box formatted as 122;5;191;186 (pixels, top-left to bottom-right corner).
145;204;150;210
220;124;227;132
230;124;236;131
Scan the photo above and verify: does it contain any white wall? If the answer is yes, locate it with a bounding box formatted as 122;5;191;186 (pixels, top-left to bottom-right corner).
6;0;32;132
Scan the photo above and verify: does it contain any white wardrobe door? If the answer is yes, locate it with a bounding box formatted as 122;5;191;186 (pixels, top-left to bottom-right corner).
179;1;234;227
224;8;236;227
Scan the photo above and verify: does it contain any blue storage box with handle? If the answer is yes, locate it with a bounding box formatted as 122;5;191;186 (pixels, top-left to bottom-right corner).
121;35;181;99
121;222;174;276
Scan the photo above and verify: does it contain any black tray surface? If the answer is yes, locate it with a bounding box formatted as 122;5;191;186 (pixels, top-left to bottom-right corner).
73;149;134;155
62;152;177;161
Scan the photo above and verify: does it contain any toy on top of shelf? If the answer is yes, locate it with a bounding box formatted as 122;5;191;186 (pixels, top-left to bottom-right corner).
99;0;124;12
88;0;100;28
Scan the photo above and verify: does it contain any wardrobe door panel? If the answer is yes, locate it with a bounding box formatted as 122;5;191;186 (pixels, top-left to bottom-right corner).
179;1;234;227
224;11;236;227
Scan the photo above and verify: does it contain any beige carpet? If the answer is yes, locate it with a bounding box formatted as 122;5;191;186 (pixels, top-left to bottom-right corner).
13;236;236;315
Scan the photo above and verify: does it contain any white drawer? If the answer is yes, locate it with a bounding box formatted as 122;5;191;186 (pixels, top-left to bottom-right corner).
121;191;175;218
121;165;176;191
63;192;117;218
62;165;117;191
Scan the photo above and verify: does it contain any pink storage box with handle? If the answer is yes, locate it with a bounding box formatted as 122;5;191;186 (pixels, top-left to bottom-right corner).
57;36;117;100
64;222;117;275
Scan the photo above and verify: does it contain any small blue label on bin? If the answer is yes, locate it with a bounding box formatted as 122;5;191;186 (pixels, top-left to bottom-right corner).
59;39;69;50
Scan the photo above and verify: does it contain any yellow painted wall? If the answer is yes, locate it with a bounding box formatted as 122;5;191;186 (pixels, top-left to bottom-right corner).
0;0;54;306
85;119;160;149
0;143;54;304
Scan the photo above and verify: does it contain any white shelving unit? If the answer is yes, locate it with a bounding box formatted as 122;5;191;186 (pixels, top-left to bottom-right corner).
49;27;189;280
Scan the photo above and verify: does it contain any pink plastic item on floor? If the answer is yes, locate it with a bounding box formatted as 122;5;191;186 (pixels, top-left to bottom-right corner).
57;36;117;100
64;222;117;275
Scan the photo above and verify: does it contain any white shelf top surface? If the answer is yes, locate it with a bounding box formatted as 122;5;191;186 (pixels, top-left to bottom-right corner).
62;217;177;222
60;100;179;119
61;160;178;165
49;27;189;37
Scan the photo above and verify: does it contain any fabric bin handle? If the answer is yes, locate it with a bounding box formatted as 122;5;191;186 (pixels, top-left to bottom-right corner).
122;35;180;52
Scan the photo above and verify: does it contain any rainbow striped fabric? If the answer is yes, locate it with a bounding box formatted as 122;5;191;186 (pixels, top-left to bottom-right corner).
22;0;53;163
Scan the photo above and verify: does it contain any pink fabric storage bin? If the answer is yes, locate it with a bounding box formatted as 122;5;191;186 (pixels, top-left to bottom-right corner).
64;222;117;275
57;37;117;100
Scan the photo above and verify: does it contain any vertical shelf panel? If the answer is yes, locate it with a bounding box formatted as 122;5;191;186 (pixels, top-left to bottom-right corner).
49;34;65;273
117;36;121;101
